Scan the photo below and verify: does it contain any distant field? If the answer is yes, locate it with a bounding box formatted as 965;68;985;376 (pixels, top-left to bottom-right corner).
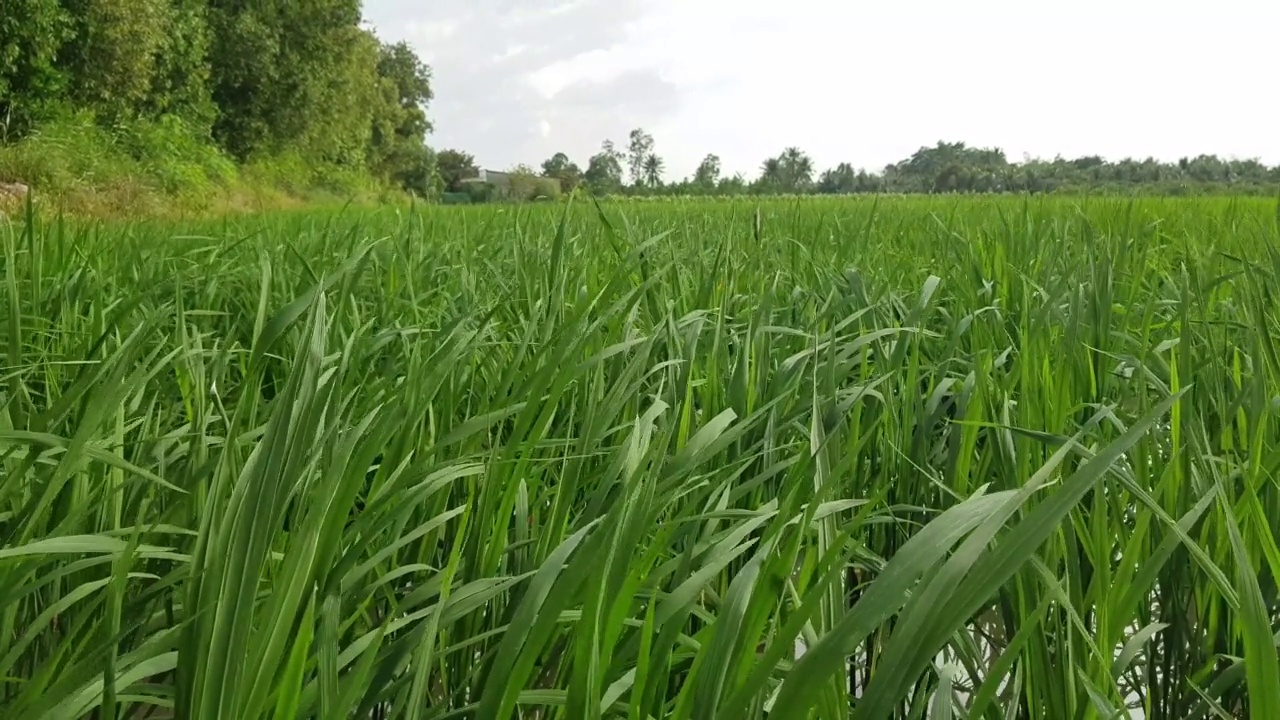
1;196;1278;719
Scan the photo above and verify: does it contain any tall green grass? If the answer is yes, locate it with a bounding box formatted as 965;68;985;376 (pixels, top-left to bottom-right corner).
0;115;396;219
1;195;1278;719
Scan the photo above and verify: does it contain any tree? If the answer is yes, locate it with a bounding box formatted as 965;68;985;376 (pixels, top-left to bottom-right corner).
885;141;1008;194
205;0;377;164
141;0;215;128
718;173;748;195
853;169;884;193
204;5;282;158
756;157;784;193
64;0;168;118
307;26;384;167
584;140;624;194
694;154;721;189
753;148;816;192
367;39;434;192
375;41;432;139
626;128;654;187
642;153;664;189
817;163;857;194
1228;158;1268;182
778;147;814;191
0;0;72;136
0;0;457;200
507;163;560;201
541;152;583;193
435;149;477;192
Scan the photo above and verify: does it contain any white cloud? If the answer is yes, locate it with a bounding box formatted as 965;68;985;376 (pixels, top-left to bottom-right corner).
366;0;1280;180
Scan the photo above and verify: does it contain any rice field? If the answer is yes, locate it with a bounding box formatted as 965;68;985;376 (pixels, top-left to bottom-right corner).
2;195;1279;719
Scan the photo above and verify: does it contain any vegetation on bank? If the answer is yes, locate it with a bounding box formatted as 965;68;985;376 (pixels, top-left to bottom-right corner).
2;196;1279;718
4;1;1277;215
1;0;434;215
438;132;1280;201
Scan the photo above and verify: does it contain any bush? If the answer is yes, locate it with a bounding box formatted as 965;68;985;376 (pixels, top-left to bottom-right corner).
238;152;311;195
0;110;399;217
507;170;561;202
241;150;381;200
466;182;497;204
0;111;238;211
0;110;130;189
118;114;237;193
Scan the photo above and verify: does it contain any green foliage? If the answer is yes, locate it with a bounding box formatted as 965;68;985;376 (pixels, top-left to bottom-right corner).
641;152;665;188
0;111;123;188
0;0;73;136
626;127;655;186
203;5;281;158
368;41;435;195
2;196;1279;718
541;152;583;193
117;113;237;191
241;149;380;197
693;153;721;190
816;162;855;193
0;113;230;194
1;0;436;206
207;2;380;165
62;0;168;118
300;25;382;167
436;149;478;193
564;130;1280;200
754;147;815;194
0;113;387;216
585;140;625;195
506;165;562;201
141;0;215;128
375;41;433;140
465;180;497;203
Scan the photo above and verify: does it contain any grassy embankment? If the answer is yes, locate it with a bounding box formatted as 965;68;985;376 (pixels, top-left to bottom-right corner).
1;196;1278;718
0;116;402;219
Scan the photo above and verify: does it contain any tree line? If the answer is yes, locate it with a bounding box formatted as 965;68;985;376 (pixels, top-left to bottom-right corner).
1;0;434;195
5;2;1276;204
438;133;1280;200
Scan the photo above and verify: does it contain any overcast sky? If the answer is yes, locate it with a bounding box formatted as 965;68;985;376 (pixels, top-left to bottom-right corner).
363;0;1279;180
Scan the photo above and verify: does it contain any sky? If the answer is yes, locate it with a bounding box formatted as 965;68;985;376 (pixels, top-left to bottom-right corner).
363;0;1279;181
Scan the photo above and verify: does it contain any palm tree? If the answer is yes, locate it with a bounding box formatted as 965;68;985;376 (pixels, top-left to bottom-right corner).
642;153;664;188
759;157;783;187
780;147;814;191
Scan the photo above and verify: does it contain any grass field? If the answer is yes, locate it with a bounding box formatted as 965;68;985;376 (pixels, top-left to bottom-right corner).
2;195;1279;719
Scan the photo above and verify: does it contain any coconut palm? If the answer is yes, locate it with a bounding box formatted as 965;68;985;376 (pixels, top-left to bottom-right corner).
759;157;784;188
642;153;665;188
780;147;814;191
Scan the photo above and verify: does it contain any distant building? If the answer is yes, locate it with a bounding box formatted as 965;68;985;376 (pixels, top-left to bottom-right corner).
459;168;561;200
461;169;513;192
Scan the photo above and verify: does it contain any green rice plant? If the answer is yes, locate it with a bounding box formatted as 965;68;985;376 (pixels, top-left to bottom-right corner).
0;195;1277;719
